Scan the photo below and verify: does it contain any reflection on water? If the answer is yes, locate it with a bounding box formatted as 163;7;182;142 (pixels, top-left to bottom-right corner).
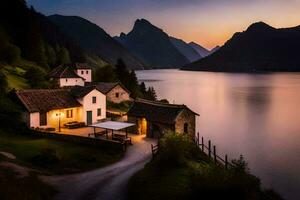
136;69;300;200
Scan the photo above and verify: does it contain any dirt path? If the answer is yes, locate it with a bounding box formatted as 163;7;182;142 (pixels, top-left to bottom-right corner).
43;135;156;200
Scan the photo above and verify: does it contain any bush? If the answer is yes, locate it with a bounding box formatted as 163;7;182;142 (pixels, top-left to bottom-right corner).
31;148;60;167
155;132;203;168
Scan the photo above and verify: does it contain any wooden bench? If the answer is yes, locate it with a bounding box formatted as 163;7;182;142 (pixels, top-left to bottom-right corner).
88;130;108;138
112;133;132;145
64;121;85;129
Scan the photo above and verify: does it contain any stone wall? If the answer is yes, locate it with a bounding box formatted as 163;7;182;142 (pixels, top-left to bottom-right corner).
175;109;196;138
107;85;131;103
35;131;125;151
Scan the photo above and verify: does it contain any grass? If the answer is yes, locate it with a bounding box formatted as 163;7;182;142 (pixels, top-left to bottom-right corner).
2;65;29;89
0;131;124;174
0;167;56;200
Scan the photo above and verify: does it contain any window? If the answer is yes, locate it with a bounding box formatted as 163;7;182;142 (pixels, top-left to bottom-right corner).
115;92;119;98
81;70;84;75
66;109;73;118
40;112;47;126
92;96;97;104
184;123;188;134
97;108;101;116
66;78;68;82
86;70;89;74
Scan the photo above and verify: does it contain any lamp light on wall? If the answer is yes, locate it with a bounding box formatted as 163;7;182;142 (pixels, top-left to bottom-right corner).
56;112;64;132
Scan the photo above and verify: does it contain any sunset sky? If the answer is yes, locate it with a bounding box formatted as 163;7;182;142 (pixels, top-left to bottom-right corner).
27;0;300;49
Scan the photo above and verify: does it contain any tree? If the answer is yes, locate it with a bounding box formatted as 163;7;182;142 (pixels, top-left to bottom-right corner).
145;87;157;101
0;26;21;64
45;44;56;67
24;67;47;88
93;65;117;82
140;82;147;95
56;46;71;65
115;58;141;98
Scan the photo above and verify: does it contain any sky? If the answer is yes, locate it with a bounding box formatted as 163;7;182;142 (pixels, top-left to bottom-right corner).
27;0;300;49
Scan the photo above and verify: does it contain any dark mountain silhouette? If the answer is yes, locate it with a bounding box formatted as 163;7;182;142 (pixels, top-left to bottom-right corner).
115;19;189;68
0;0;86;68
210;45;220;54
183;22;300;72
169;37;202;62
48;15;145;70
189;42;210;57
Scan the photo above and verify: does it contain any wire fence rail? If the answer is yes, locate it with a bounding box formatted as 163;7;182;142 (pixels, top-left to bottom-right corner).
194;132;236;169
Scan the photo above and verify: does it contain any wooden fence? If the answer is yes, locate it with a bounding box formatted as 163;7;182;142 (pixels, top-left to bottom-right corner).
151;144;159;159
194;132;235;169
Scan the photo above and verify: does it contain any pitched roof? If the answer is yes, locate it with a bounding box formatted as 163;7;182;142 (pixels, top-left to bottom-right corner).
127;99;199;124
69;85;103;98
73;63;91;69
86;82;131;94
16;89;82;113
48;65;83;79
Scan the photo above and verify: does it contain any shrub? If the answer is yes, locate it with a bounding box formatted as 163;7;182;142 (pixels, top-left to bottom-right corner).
155;132;203;168
31;148;60;167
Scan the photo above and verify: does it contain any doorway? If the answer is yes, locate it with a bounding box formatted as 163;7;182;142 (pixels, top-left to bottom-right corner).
86;111;93;125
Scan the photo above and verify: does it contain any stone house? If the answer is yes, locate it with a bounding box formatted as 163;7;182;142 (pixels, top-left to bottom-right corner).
87;82;132;103
15;86;106;130
127;99;199;138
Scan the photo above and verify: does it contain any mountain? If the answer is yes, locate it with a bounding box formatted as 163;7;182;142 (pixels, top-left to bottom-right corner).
0;0;86;68
189;42;210;57
115;19;189;68
169;37;202;62
210;46;220;54
183;22;300;72
48;15;145;70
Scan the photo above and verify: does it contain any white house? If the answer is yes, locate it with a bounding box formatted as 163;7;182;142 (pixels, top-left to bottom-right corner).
15;86;106;130
75;64;92;82
48;63;92;87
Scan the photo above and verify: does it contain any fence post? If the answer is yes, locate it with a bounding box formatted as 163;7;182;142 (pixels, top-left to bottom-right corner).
151;144;154;160
201;137;204;151
208;140;211;157
197;132;200;146
225;154;228;169
213;145;217;164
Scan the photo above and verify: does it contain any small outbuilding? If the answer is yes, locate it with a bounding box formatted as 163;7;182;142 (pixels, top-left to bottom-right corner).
127;99;199;138
87;82;132;103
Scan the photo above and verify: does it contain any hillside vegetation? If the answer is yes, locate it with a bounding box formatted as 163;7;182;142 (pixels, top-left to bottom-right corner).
128;133;284;200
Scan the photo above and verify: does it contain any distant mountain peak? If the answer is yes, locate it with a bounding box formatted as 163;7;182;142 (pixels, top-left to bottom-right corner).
246;21;275;32
133;18;162;32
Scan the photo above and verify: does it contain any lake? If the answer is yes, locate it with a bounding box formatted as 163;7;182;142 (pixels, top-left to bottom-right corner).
136;69;300;200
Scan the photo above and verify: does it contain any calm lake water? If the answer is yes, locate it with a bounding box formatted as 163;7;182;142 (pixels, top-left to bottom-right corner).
136;69;300;200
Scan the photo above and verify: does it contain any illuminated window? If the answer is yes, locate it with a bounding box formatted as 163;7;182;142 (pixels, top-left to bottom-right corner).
66;109;73;118
92;96;96;104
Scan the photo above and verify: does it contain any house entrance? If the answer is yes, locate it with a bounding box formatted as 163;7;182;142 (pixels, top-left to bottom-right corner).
87;111;93;125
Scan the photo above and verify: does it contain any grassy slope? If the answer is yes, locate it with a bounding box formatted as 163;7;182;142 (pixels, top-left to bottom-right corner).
0;132;123;174
2;65;28;89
